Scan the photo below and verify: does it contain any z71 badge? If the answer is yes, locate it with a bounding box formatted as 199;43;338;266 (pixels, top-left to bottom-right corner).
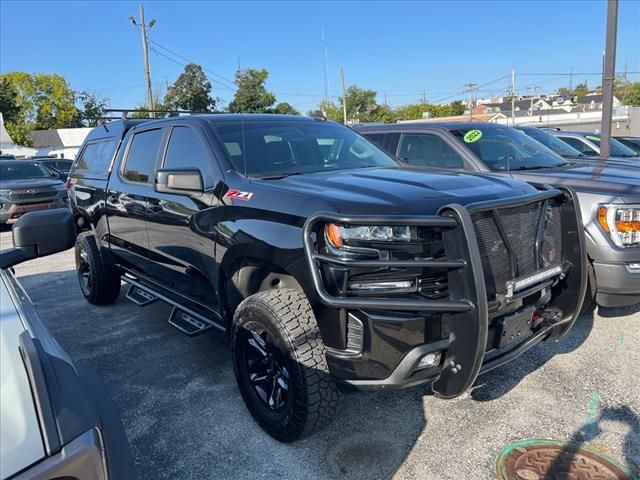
225;189;254;201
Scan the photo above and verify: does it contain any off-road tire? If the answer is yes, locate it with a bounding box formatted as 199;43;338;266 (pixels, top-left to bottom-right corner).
75;233;121;305
231;288;339;442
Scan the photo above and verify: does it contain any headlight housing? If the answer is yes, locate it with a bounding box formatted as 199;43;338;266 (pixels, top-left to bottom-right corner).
598;204;640;247
325;224;412;247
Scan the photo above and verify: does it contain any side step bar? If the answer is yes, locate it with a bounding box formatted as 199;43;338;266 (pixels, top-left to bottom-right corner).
121;276;225;336
125;284;158;306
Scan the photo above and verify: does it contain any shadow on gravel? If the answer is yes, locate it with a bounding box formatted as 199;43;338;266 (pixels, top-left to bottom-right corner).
470;312;595;402
598;303;640;318
549;405;640;476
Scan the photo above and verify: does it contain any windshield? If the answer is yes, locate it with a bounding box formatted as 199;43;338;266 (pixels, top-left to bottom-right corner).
582;134;639;157
517;127;583;158
0;162;51;181
211;120;399;178
450;127;567;171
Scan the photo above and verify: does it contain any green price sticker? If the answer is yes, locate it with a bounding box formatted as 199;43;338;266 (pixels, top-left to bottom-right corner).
464;129;483;143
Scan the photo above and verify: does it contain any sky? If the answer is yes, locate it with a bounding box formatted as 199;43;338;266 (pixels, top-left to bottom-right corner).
1;0;639;112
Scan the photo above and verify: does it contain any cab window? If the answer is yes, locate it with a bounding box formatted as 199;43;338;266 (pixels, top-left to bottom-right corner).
164;127;212;176
123;129;163;183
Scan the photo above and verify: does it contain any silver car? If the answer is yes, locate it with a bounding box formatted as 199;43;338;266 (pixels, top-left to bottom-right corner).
0;210;135;479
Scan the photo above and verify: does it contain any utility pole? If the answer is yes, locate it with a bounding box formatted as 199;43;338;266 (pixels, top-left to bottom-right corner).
465;83;477;120
600;0;618;158
569;66;573;94
129;4;156;118
529;85;540;115
340;67;347;125
511;69;516;127
422;89;426;103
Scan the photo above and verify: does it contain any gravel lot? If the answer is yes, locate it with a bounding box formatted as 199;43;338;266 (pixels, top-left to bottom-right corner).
2;228;639;480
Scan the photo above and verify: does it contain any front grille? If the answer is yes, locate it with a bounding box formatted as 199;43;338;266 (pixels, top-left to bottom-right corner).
8;188;57;202
471;199;563;299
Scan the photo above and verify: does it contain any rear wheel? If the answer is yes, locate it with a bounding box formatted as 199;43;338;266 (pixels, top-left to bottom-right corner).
75;234;121;305
231;288;339;442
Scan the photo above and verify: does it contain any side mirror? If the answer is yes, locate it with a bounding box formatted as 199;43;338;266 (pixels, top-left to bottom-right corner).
0;209;76;269
50;171;60;178
155;169;204;195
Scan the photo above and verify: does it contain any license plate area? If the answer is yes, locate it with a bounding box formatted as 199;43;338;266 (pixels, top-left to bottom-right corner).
494;307;534;349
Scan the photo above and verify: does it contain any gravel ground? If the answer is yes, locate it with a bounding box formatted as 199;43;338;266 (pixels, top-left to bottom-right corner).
2;228;638;480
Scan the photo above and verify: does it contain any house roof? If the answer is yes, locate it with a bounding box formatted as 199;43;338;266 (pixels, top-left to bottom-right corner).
577;94;603;104
28;129;64;148
57;128;92;147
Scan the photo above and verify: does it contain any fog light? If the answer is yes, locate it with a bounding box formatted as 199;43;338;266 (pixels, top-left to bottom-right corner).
417;351;441;370
349;280;414;292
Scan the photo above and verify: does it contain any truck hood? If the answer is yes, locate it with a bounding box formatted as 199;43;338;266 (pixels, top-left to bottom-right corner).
255;166;537;215
0;177;64;190
507;163;640;198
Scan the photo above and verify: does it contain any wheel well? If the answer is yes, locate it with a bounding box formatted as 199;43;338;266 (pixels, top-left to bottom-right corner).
222;258;303;318
74;213;91;233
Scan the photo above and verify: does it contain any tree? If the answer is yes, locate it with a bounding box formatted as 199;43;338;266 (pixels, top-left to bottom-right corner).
77;91;109;127
557;87;572;98
314;99;342;122
339;85;378;122
622;82;640;106
164;63;215;113
0;72;80;129
273;102;299;115
0;77;20;124
228;68;276;113
573;82;589;98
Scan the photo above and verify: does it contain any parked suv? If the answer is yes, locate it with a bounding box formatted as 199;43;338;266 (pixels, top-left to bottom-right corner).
68;115;585;441
357;122;640;309
0;160;67;224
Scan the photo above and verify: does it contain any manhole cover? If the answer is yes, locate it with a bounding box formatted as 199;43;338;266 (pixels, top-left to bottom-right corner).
497;439;634;480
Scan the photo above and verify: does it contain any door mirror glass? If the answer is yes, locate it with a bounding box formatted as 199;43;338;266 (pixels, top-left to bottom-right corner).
155;169;204;195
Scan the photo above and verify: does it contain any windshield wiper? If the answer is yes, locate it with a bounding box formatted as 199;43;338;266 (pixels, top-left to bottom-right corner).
257;172;306;180
513;165;554;171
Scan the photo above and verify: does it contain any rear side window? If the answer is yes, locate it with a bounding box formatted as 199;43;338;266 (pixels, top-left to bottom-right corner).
73;139;118;177
399;134;464;168
123;129;163;183
163;127;211;174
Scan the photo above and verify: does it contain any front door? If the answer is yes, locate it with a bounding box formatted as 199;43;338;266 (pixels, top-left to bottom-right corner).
145;124;223;311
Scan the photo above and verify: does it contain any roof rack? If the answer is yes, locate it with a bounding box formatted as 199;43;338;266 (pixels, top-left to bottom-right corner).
102;108;212;119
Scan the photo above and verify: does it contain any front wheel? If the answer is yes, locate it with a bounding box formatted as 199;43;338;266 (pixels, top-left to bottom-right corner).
231;289;339;442
75;233;121;305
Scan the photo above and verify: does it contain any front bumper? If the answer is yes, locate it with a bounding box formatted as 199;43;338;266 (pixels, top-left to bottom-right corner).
593;260;640;307
304;188;586;396
0;197;66;224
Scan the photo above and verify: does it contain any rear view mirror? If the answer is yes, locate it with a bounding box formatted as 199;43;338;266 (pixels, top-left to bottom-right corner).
0;209;76;269
155;169;204;195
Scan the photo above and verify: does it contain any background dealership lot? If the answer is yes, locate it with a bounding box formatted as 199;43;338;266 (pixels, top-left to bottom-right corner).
2;229;638;479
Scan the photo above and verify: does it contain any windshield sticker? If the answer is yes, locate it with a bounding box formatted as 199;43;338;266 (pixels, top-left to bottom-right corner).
225;189;254;201
586;135;600;141
464;129;483;143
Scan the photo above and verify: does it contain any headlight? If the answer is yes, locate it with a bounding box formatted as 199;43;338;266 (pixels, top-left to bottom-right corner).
598;205;640;247
325;224;412;247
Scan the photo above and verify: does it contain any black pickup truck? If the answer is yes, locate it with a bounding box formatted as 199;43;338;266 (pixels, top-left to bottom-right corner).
68;114;585;441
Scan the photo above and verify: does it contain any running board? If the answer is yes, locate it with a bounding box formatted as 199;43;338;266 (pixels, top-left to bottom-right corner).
125;284;158;306
121;275;225;336
168;307;213;336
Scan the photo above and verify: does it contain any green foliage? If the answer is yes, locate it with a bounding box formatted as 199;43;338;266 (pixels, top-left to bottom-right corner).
339;85;378;121
163;63;215;113
77;91;109;127
228;68;276;113
273;102;299;115
0;72;81;144
4;122;33;147
556;87;572;98
0;77;20;124
129;106;155;119
315;99;342;121
622;82;640;106
573;82;589;98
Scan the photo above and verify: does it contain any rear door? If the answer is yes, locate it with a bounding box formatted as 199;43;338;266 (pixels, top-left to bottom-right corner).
106;126;165;271
144;124;224;310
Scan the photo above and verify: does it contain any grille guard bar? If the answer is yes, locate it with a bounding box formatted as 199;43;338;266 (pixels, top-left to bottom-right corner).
302;187;584;399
